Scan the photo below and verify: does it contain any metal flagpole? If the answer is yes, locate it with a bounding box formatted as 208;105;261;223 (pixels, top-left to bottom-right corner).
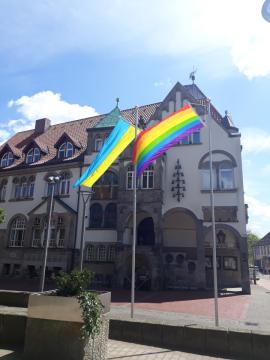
40;175;60;292
207;98;219;327
79;189;93;271
131;106;139;318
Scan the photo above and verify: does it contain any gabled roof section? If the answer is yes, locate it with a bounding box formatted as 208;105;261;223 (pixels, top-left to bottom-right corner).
95;106;121;128
22;138;48;154
255;232;270;246
151;82;205;121
54;132;82;149
28;197;77;216
0;142;21;158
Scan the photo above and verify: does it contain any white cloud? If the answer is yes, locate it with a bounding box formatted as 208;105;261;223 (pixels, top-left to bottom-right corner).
0;90;98;143
241;127;270;153
245;194;270;236
0;0;269;78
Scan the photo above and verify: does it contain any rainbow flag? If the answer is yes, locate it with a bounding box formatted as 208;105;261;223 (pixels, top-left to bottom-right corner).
74;118;137;188
133;104;204;176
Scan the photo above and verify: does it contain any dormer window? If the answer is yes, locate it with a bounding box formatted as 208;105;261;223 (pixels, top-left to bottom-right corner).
58;142;74;159
26;148;41;164
1;152;14;168
95;138;103;152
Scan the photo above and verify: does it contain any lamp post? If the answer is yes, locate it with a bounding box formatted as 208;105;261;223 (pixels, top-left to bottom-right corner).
39;175;60;292
79;189;94;271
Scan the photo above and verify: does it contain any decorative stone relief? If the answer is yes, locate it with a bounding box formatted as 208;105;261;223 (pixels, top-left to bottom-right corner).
171;159;186;202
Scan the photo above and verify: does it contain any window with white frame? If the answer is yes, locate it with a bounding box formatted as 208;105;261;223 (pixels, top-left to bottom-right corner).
58;172;71;195
58;142;74;159
58;228;65;248
141;165;154;189
126;164;134;190
26;148;41;164
219;162;234;190
94;137;103;152
199;154;236;191
32;228;42;247
0;179;7;201
180;131;201;145
13;176;35;199
9;216;26;247
48;221;57;248
107;245;116;261
1;152;14;168
97;245;106;261
85;245;96;261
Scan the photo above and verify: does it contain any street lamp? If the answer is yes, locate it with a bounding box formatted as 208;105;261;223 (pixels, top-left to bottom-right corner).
79;188;94;271
39;175;61;292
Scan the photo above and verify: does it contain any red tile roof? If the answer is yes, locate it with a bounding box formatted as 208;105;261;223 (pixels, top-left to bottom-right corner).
0;102;160;171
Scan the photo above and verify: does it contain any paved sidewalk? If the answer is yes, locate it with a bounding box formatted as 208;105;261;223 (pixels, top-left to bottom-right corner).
111;281;270;332
107;340;229;359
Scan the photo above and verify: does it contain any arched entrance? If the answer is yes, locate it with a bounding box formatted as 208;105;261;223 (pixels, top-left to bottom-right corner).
137;217;155;245
123;254;151;290
204;226;241;289
162;208;199;289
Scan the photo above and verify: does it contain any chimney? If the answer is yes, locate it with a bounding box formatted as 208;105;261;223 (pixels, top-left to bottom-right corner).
35;118;51;134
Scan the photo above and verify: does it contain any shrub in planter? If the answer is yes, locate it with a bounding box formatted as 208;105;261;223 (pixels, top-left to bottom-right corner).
24;270;110;360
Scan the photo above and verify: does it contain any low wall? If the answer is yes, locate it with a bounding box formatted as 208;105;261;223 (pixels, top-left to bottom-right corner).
0;313;27;347
110;319;270;360
0;290;30;308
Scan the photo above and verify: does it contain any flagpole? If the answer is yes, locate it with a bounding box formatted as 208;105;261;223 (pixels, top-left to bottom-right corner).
207;98;219;327
131;106;138;318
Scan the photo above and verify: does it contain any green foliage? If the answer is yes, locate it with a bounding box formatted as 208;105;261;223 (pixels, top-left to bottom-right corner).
77;291;103;339
247;229;260;264
55;269;93;297
0;209;5;224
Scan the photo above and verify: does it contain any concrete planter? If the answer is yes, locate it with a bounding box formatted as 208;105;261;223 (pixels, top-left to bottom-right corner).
24;291;110;360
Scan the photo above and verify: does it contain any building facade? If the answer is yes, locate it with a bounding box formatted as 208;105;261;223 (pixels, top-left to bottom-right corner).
0;82;250;293
253;233;270;273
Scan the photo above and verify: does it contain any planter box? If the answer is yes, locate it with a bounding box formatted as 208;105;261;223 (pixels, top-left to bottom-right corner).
24;291;111;360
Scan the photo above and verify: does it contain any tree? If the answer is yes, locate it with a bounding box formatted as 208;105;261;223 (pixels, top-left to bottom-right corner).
247;229;260;264
0;208;4;224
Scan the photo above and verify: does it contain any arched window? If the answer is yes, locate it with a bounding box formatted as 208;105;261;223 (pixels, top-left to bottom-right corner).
141;164;154;189
89;203;103;228
219;161;234;190
26;148;41;164
1;152;14;167
0;179;7;201
94;171;118;200
58;142;74;159
96;171;118;186
9;216;26;247
85;245;96;261
126;164;134;190
104;203;117;228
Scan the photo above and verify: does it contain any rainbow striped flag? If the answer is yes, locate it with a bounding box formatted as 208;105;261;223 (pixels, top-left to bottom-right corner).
133;104;204;176
74;118;137;188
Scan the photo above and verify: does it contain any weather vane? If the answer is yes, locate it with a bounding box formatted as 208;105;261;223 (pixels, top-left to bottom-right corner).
116;97;120;107
262;0;270;22
189;67;197;84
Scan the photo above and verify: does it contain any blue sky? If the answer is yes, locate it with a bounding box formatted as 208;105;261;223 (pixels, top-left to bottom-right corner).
0;0;270;236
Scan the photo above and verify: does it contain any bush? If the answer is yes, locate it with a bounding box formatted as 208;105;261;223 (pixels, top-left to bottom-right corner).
55;269;93;297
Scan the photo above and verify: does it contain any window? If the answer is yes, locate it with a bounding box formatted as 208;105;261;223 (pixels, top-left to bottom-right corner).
180;131;201;145
13;176;35;199
104;203;117;228
1;152;14;167
96;171;118;186
58;228;65;248
97;245;106;261
26;148;41;164
59;172;71;195
219;162;234;190
95;138;103;152
107;246;116;261
223;256;237;270
9;216;26;247
93;171;118;200
89;203;103;228
201;167;217;190
58;142;74;159
141;165;154;189
48;221;57;248
0;179;7;201
126;165;134;190
85;245;96;261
